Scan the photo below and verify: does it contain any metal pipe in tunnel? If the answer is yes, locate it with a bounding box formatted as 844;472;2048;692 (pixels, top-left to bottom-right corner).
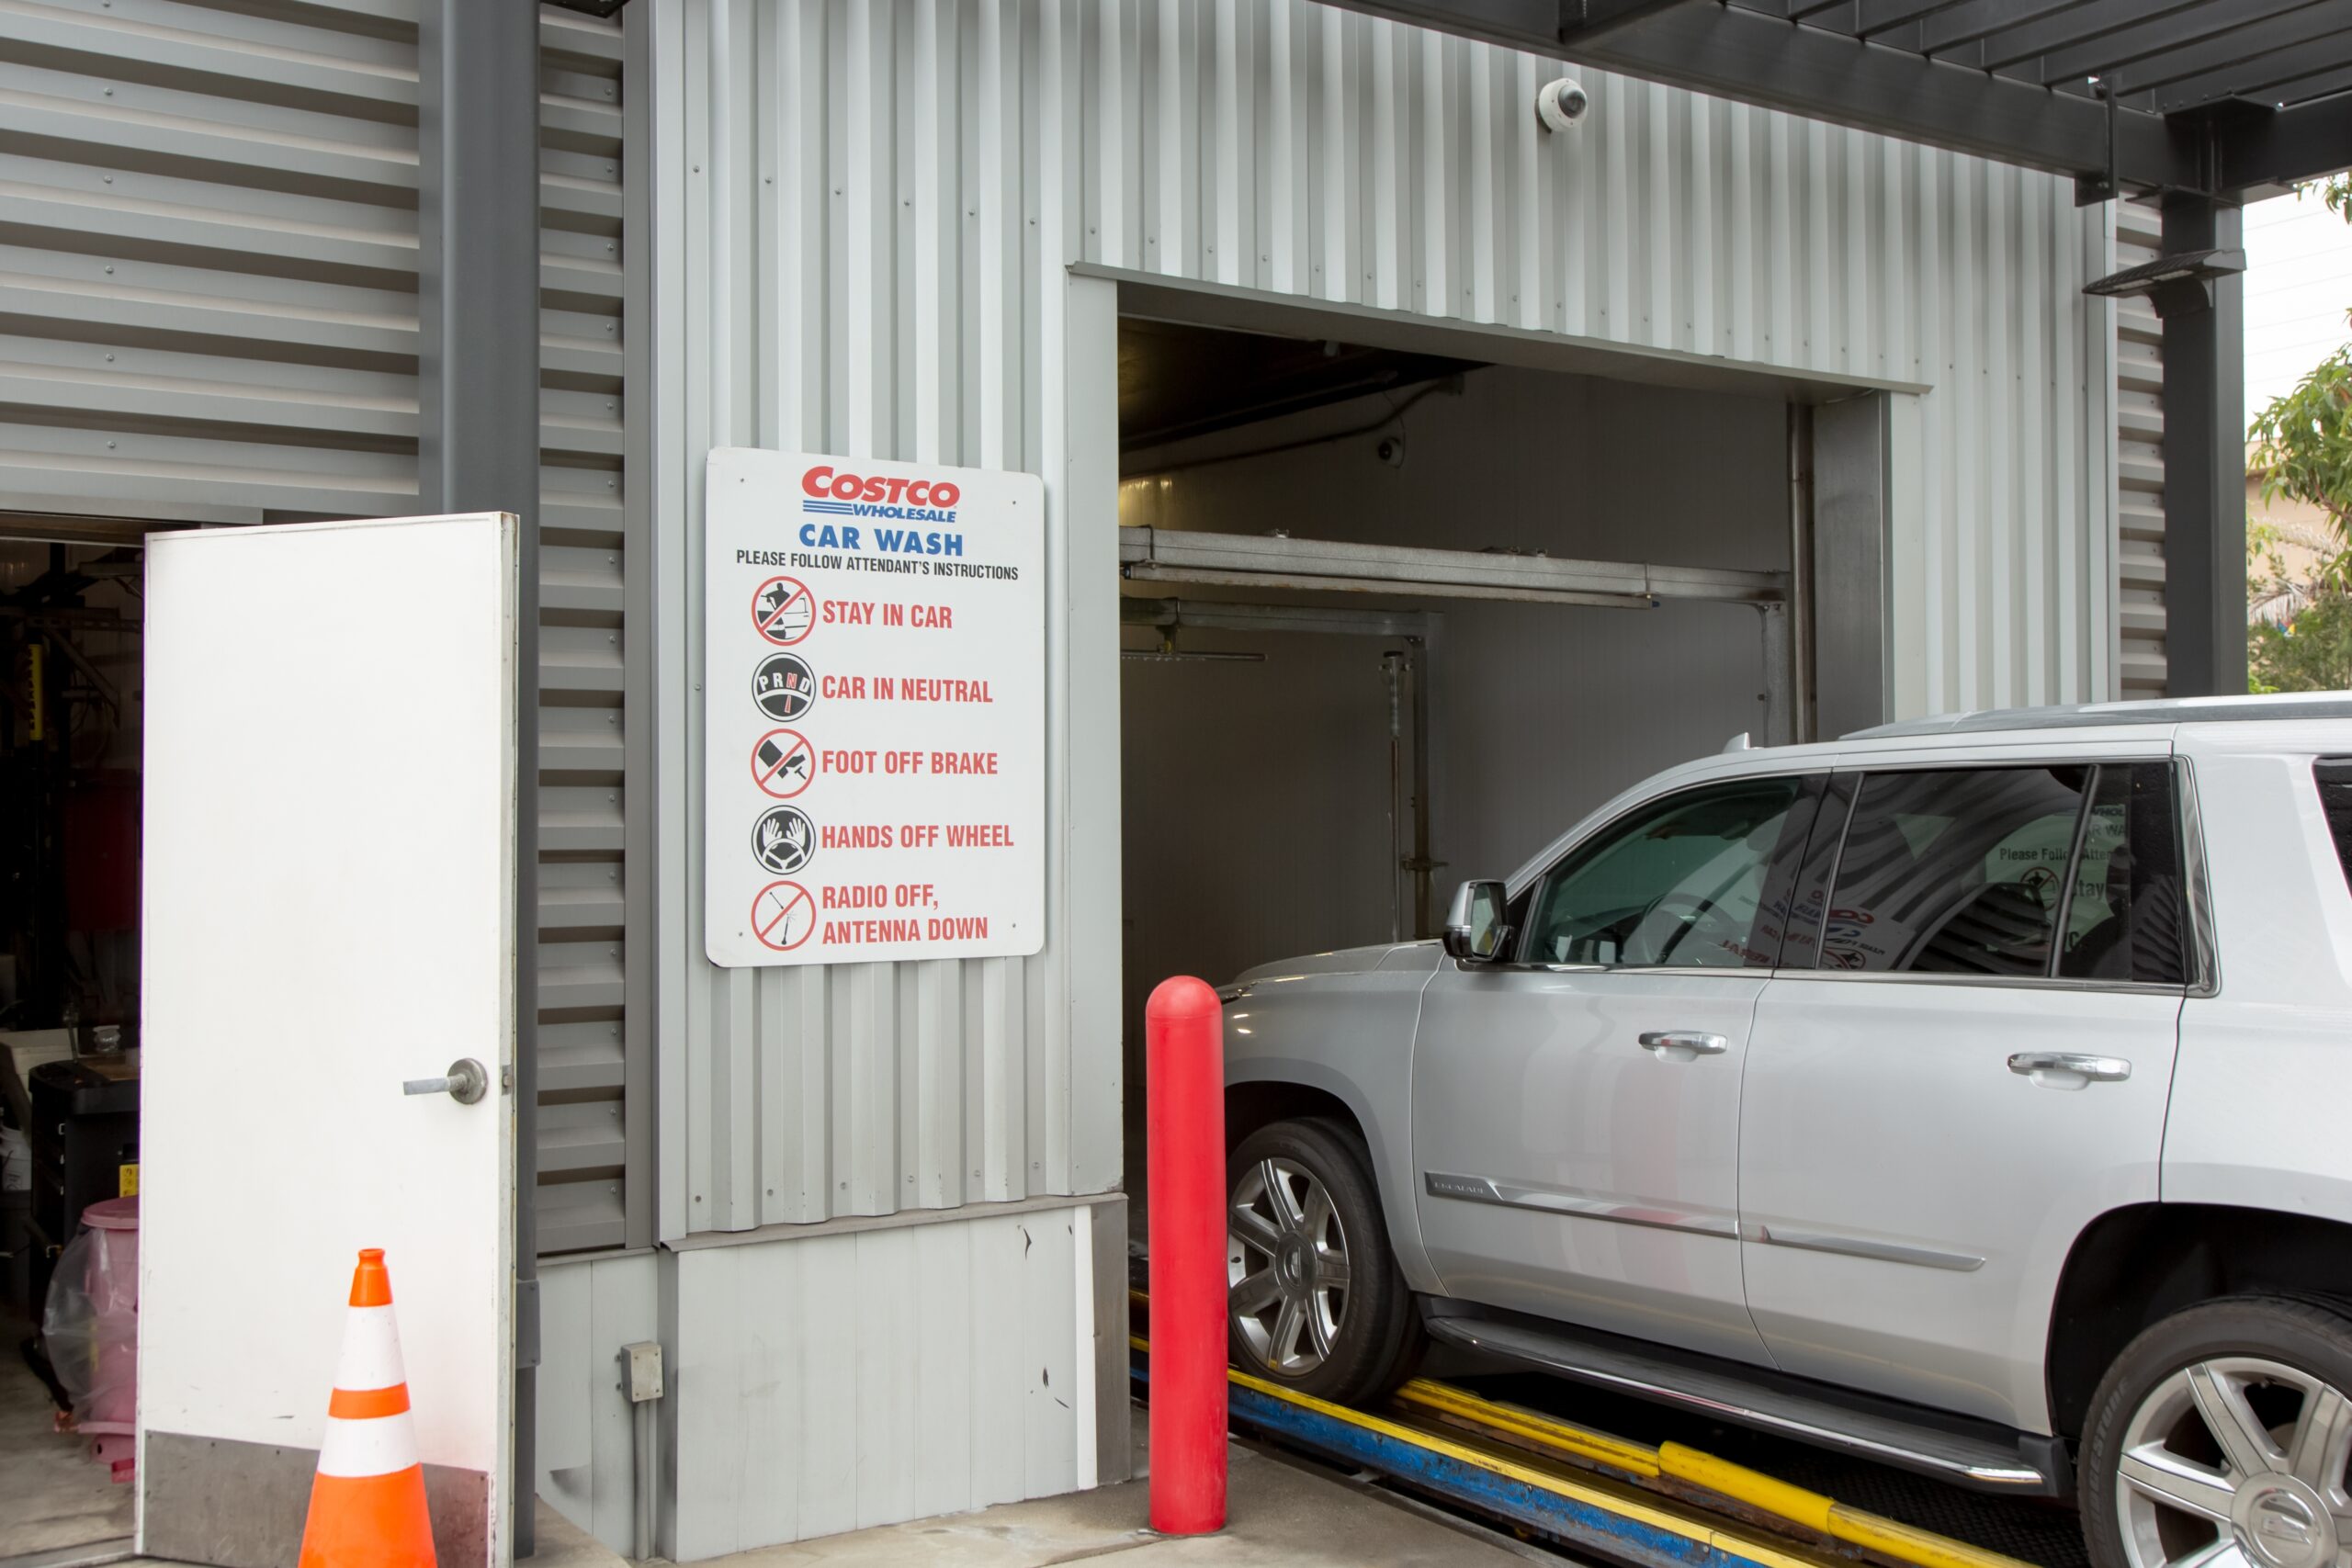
1385;650;1406;942
1786;403;1817;744
1408;637;1432;938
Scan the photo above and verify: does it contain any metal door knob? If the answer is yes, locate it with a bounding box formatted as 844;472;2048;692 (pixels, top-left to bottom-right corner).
403;1058;489;1105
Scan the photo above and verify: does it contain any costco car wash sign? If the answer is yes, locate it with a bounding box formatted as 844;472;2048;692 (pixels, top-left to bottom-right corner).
703;448;1046;967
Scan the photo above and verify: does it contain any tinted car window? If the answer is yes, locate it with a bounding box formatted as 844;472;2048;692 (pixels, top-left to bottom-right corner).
2056;762;2187;985
2318;760;2352;897
1824;767;2090;976
1773;773;1856;971
1523;778;1804;969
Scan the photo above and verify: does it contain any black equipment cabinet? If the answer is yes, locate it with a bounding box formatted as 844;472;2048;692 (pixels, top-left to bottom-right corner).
27;1057;137;1309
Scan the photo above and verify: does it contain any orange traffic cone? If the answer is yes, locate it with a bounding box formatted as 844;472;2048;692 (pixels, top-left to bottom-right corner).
298;1248;437;1568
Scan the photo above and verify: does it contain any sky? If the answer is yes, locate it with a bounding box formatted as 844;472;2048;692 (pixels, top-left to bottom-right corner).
2244;186;2352;417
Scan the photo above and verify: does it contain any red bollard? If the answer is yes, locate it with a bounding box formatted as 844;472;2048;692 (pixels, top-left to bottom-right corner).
1147;975;1227;1535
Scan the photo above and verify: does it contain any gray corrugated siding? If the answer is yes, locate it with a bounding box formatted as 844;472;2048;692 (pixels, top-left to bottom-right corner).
652;0;2120;1239
1;0;647;1256
663;1199;1118;1558
2114;197;2168;698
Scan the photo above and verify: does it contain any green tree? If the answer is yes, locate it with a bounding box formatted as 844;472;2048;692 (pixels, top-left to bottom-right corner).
2245;175;2352;692
2252;592;2352;693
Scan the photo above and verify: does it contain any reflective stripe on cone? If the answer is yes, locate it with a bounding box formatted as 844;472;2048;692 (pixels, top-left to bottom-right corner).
299;1248;437;1568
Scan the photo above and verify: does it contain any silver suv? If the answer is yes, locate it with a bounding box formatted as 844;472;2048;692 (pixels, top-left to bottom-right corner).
1221;694;2352;1568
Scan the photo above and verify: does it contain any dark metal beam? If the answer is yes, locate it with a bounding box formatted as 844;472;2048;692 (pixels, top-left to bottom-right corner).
2272;61;2352;107
1561;0;1708;41
417;0;542;1554
1919;0;2095;56
2149;32;2352;113
2040;0;2334;89
1328;0;2323;196
2156;194;2246;698
2217;88;2352;188
1317;0;1557;52
1535;0;2201;187
1858;0;1975;39
1972;0;2211;73
2120;10;2352;97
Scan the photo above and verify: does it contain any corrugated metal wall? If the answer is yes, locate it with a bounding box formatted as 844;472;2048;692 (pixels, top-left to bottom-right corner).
532;4;649;1259
2114;198;2168;698
536;1251;660;1551
654;0;2119;1236
1;0;649;1255
662;1199;1120;1560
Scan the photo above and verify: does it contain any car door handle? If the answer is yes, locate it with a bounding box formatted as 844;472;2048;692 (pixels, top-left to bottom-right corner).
2007;1051;2132;1088
1638;1031;1728;1062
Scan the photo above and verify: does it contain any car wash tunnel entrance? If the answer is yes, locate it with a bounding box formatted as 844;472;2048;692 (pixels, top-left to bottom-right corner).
1109;307;2096;1568
1113;302;1866;1190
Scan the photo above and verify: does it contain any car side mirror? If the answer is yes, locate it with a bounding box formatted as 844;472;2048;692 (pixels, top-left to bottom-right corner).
1442;880;1512;963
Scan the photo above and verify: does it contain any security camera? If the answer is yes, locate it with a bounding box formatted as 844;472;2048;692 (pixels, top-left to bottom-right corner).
1375;435;1407;468
1535;77;1589;133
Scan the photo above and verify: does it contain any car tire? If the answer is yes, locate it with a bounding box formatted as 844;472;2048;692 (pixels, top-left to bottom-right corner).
2082;1295;2352;1568
1225;1118;1421;1405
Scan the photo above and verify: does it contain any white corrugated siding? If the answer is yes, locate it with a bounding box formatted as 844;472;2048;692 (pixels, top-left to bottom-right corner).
654;0;2120;1237
1;0;648;1255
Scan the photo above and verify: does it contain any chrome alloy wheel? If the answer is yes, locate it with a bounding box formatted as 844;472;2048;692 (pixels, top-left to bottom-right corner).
2117;1357;2352;1568
1227;1156;1352;1375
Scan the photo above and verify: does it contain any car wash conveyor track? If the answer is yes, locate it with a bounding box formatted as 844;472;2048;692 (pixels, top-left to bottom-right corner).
1130;1295;2043;1568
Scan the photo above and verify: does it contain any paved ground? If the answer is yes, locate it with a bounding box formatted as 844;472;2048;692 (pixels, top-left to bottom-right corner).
0;1308;134;1557
5;1390;1545;1568
684;1427;1547;1568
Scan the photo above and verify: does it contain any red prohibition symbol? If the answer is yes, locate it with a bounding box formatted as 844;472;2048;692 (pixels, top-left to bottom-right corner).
752;880;817;953
752;575;818;647
751;728;816;799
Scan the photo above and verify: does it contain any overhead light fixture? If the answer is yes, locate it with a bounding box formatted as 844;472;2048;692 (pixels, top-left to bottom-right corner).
2082;247;2246;319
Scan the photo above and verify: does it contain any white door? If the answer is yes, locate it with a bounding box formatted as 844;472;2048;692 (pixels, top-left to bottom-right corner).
1740;758;2188;1435
1411;773;1815;1367
139;515;518;1566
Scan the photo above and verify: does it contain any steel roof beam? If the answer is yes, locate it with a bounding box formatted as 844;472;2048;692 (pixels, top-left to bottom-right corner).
2264;60;2352;108
1536;0;2200;188
2217;89;2352;188
2028;0;2334;86
2149;36;2352;115
1968;0;2212;73
1857;1;1977;39
2118;12;2352;98
1322;0;2337;195
1324;0;1556;53
1560;0;1714;42
1925;0;2114;58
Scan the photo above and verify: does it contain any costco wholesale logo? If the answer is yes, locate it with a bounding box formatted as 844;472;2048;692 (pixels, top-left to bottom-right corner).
800;464;961;525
